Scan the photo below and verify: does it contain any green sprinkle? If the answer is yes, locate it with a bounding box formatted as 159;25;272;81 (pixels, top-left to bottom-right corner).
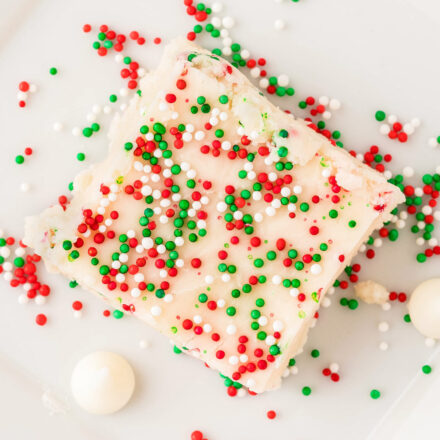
153;122;166;134
422;365;432;374
302;386;312;396
311;349;320;358
375;110;386;122
348;299;359;310
49;67;58;75
62;240;72;250
14;257;25;267
15;155;24;164
109;94;117;103
403;314;411;323
226;306;236;316
82;127;93;137
370;389;381;399
219;95;229;104
113;310;124;319
77;152;85;161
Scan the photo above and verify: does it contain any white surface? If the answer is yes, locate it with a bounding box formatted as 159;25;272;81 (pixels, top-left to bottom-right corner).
1;0;440;439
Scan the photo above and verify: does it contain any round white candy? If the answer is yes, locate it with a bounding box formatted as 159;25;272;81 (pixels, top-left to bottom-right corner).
408;278;440;338
274;19;286;30
71;352;135;414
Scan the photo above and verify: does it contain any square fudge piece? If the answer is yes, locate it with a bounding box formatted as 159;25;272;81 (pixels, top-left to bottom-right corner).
24;38;403;393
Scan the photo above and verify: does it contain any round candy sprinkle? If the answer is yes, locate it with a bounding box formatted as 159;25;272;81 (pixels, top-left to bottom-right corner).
267;410;277;419
375;110;386;122
370;389;381;399
49;67;58;75
35;313;47;326
422;365;432;374
302;386;311;396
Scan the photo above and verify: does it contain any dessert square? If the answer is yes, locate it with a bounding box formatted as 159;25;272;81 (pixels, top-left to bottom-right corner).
24;38;404;393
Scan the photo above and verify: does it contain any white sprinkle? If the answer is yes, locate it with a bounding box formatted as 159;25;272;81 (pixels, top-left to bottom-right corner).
272;275;282;285
318;96;330;106
217;299;225;308
290;288;299;297
211;17;221;27
265;335;276;346
425;338;436;347
403;123;415;135
241;49;250;59
310;264;322;275
273;320;284;332
216;202;227;212
379;342;388;351
53;122;63;132
226;324;237;335
131;288;140;298
212;2;223;13
222;16;235;29
258;316;268;326
229;356;239;365
293;185;302;194
203;324;212;333
222;46;232;56
387;114;397;124
17;91;27;100
29;83;38;93
194;131;205;141
290;366;299;375
379;124;391;135
259;78;269;88
254;213;263;222
18;294;29;305
73;310;82;319
274;19;286;30
329;98;341;110
378;321;389;332
150;306;162;317
164;294;173;303
139;339;149;349
402;166;414;177
35;295;46;306
411;117;421;127
322;297;331;307
20;182;30;192
277;74;289;87
414;187;423;197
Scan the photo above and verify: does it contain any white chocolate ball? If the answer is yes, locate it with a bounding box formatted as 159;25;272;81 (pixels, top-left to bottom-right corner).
408;279;440;339
71;352;135;414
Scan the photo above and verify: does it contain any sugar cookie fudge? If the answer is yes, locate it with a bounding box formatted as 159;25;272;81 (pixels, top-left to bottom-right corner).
24;38;404;393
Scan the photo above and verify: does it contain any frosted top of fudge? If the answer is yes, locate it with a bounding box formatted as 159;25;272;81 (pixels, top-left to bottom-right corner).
25;38;404;393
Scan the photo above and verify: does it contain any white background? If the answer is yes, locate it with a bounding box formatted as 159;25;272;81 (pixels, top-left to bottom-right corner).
0;0;440;439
